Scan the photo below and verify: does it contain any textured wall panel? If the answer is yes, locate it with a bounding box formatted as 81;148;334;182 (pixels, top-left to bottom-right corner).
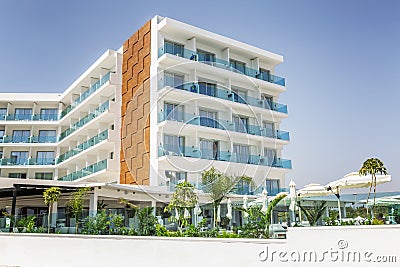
120;21;151;185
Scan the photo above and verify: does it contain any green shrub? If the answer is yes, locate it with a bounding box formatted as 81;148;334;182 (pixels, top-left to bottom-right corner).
137;207;157;236
184;224;199;237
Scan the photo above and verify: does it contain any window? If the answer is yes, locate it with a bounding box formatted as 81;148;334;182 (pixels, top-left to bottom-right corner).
12;130;30;143
8;173;27;179
40;109;58;120
233;116;248;133
197;49;215;65
165;40;184;57
233;144;250;164
38;130;57;143
165;170;187;187
164;103;184;121
231;88;247;104
229;59;246;74
198;81;216;97
0;130;4;143
35;172;53;180
264;148;276;166
199;109;218;128
236;178;253;195
266;179;280;196
10;151;29;165
258;68;270;81
199;139;219;160
163;135;185;156
262;121;275;137
262;94;274;109
36;151;55;165
0;108;6;120
164;72;184;89
15;108;32;120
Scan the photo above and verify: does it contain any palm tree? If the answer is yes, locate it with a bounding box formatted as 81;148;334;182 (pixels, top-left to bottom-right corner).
43;187;61;234
359;158;388;216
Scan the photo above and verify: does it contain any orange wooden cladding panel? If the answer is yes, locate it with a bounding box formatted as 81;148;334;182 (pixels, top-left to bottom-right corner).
120;21;151;185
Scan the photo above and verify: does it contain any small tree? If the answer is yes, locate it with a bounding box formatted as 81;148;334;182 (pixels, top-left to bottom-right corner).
166;181;198;229
298;200;327;226
237;193;287;238
67;187;91;233
137;207;157;236
43;187;61;233
201;167;237;228
359;158;388;216
265;193;287;236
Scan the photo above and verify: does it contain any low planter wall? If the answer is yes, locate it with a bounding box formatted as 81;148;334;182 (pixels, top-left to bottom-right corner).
0;225;399;267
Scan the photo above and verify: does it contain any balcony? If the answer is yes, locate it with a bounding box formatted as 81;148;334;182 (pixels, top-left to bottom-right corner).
158;145;292;169
159;81;288;114
58;159;108;181
158;43;285;86
56;130;109;164
158;111;290;141
58;101;110;141
2;113;58;121
60;71;112;119
1;136;57;144
0;158;55;166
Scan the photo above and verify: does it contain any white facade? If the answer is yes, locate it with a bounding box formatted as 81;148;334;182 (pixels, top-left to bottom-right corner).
0;50;122;183
0;16;290;197
149;16;291;195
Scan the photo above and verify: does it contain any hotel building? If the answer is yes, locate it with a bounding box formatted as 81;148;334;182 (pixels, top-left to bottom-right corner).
0;16;291;210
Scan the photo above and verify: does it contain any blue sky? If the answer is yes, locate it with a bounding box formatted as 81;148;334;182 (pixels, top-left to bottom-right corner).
0;0;399;192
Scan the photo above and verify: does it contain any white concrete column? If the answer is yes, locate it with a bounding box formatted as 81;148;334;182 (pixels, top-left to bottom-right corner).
89;188;98;217
151;201;157;216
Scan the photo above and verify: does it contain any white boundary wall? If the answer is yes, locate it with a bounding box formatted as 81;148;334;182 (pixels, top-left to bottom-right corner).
0;225;399;267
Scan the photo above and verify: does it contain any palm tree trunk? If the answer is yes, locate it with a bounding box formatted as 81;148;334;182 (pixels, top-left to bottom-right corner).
47;204;51;234
373;174;377;215
366;180;373;218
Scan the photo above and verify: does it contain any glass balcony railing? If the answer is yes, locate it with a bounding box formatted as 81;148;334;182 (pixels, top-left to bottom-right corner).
56;130;109;164
58;100;110;141
158;111;290;141
5;114;33;121
60;71;112;119
0;158;29;166
32;114;59;121
158;43;286;86
158;145;292;169
0;158;55;166
28;158;55;165
3;113;59;121
1;136;57;143
159;81;288;114
58;159;108;181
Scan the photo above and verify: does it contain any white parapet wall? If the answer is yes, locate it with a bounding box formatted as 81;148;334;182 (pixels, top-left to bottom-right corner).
0;225;399;267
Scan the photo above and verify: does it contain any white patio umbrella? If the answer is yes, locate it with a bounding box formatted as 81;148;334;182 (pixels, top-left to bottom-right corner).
194;203;202;226
261;188;268;214
174;208;179;221
360;195;400;207
226;198;232;220
184;208;191;219
242;196;249;218
326;172;391;216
